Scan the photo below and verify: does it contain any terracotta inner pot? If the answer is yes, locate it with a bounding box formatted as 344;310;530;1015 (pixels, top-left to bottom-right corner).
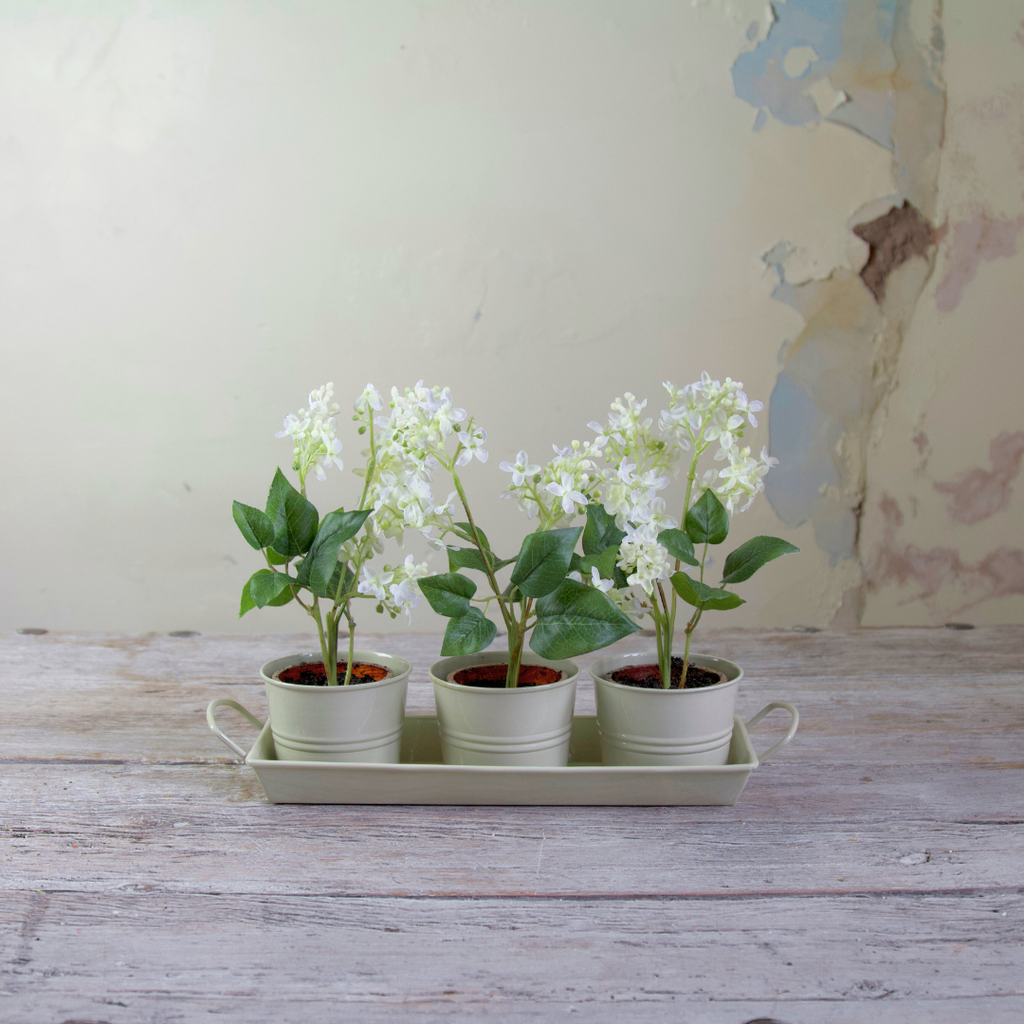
449;663;563;688
609;657;726;690
276;661;390;686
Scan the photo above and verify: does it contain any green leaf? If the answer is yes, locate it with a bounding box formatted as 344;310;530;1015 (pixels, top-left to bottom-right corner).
451;522;490;550
232;501;274;550
684;489;729;546
658;528;699;566
571;546;620;582
267;586;295;607
265;546;289;566
582;503;625;557
447;546;515;575
669;572;744;611
509;527;582;598
239;579;257;618
530;579;640;659
721;535;800;585
306;509;372;595
264;468;293;521
248;569;297;609
419;573;477;618
440;608;497;656
271;487;319;558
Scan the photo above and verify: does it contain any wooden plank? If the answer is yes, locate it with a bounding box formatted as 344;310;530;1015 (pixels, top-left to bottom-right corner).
1;761;1022;898
1;891;1021;1023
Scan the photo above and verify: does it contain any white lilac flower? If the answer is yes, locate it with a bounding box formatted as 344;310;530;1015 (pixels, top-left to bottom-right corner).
455;427;488;466
388;578;421;617
500;451;541;487
433;491;458;516
276;382;343;483
590;567;614;592
567;570;584;583
546;472;589;515
616;524;671;596
355;383;383;414
357;565;394;601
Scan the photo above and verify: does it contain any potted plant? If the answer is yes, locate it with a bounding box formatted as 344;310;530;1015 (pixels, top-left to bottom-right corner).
372;382;640;766
232;381;430;763
571;374;799;765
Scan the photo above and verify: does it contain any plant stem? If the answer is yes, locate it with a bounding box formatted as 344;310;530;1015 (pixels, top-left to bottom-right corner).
311;597;330;682
681;540;709;687
326;607;340;686
343;604;356;685
655;580;672;688
450;464;514;634
505;598;533;688
357;415;376;511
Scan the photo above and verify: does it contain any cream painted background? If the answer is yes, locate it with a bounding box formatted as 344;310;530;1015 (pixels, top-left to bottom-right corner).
1;0;1021;636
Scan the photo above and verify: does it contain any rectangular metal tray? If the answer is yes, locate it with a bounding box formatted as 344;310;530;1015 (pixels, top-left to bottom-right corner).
241;714;762;805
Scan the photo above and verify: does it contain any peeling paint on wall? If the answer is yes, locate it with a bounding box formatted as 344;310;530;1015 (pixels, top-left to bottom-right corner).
732;0;914;149
745;0;948;621
934;212;1024;312
933;431;1024;525
868;493;1024;610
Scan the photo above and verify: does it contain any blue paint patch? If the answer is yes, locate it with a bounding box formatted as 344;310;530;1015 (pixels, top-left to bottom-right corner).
732;0;896;150
732;0;847;128
746;20;759;42
766;373;856;563
753;108;768;132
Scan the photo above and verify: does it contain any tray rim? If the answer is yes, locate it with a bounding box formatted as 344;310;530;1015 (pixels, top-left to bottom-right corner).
243;713;760;775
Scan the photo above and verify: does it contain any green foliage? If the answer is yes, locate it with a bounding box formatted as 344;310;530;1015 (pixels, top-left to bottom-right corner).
246;569;298;609
304;509;371;595
570;545;620;581
657;527;699;566
232;501;274;550
670;572;743;611
440;607;497;656
419;572;476;618
509;527;582;598
582;503;625;557
447;546;515;574
264;470;319;557
684;489;729;546
721;535;799;584
530;578;640;659
451;522;490;549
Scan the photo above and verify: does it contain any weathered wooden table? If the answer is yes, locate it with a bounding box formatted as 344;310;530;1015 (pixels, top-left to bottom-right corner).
1;627;1021;1022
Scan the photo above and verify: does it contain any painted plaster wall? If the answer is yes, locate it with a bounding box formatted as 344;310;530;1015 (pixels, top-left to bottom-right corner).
0;0;1020;634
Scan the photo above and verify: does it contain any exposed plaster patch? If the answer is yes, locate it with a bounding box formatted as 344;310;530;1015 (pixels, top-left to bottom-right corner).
868;493;1024;609
934;212;1024;312
1014;19;1024;48
933;431;1024;525
852;200;935;303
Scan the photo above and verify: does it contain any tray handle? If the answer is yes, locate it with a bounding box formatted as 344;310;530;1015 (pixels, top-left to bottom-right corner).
744;701;799;763
207;699;264;760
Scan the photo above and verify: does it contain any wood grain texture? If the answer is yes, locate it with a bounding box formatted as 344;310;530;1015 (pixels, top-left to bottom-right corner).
1;627;1022;1022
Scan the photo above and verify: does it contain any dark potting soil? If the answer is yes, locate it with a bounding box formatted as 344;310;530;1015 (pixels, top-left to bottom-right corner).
276;662;390;686
451;663;563;688
609;657;725;690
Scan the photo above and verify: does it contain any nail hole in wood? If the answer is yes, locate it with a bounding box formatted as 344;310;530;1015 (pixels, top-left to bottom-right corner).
17;628;48;635
944;622;974;630
169;630;201;638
